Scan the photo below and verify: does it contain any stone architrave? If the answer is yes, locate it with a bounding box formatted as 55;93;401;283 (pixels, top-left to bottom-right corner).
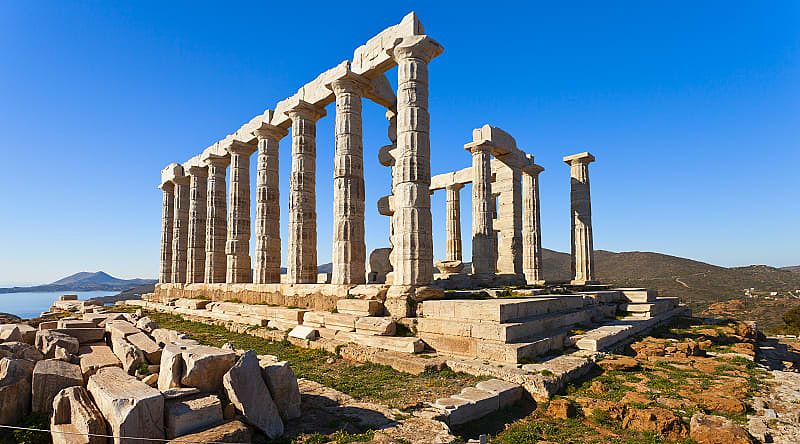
389;35;443;286
225;140;257;284
285;101;326;284
171;174;190;284
186;165;208;284
329;73;369;285
467;143;496;276
564;152;597;285
253;123;287;284
204;155;228;284
522;163;545;285
159;182;175;284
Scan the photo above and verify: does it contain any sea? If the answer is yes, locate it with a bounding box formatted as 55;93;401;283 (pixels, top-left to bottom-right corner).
0;290;118;319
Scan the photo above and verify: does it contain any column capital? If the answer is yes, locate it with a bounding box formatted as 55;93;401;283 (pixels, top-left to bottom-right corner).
390;35;444;63
563;152;595;166
327;71;370;96
202;152;229;168
158;181;174;192
284;99;326;121
252;122;288;141
186;165;208;177
464;141;494;154
445;182;465;192
523;164;544;176
226;140;257;156
172;174;190;186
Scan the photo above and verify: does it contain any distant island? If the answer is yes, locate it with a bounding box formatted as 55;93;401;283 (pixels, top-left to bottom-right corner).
0;271;156;294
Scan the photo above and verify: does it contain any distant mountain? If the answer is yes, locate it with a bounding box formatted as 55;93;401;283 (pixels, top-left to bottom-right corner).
0;271;156;294
782;266;800;273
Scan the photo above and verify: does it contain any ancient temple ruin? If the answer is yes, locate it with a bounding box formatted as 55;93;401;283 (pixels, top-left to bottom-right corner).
152;13;687;368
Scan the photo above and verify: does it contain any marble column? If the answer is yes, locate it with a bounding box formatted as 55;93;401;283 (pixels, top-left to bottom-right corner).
159;182;175;283
330;74;368;285
390;35;443;286
171;174;190;284
495;162;523;276
204;155;228;284
564;152;597;285
253;124;287;284
522;163;545;285
185;165;208;284
445;183;464;262
286;101;326;284
468;143;496;276
226;141;256;284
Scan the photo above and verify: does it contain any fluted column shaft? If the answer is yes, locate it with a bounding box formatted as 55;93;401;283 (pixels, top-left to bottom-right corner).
226;141;256;284
204;157;228;283
523;164;544;284
565;152;596;284
186;166;208;284
171;176;190;283
286;101;325;284
469;144;496;276
159;183;175;283
331;76;368;285
253;125;287;284
445;184;463;262
390;35;443;286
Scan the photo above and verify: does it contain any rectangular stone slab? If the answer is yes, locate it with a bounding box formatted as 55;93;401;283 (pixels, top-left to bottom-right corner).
52;328;105;344
127;332;162;364
87;366;165;441
336;299;383;316
79;344;122;382
165;394;223;439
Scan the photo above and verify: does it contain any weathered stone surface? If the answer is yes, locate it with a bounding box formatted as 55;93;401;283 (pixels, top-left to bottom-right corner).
87;366;165;441
475;379;523;408
259;358;301;421
127;332;162;364
223;351;283;438
58;319;97;329
622;407;687;440
105;320;141;338
110;332;145;375
0;358;34;425
337;299;383;316
288;325;318;340
355;316;396;336
52;328;105;344
547;399;576;419
142;373;158;387
690;413;755;444
51;386;107;444
181;345;236;393
158;344;185;391
32;359;83;413
135;316;158;333
78;344;121;382
0;341;43;361
165;394;223;439
165;420;252;444
36;330;80;359
563;152;596;284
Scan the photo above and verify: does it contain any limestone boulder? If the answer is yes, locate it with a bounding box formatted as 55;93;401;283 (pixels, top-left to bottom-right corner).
52;328;105;344
136;316;158;333
165;394;224;439
223;351;284;438
0;358;34;425
110;332;145;375
51;386;107;444
105;320;141;339
259;358;301;420
165;420;252;444
0;341;44;361
32;359;83;413
158;343;185;391
689;413;755;444
87;366;165;441
547;399;576;419
36;330;80;359
599;355;639;372
355;317;396;336
181;345;236;393
127;332;162;364
622;407;688;440
78;344;121;382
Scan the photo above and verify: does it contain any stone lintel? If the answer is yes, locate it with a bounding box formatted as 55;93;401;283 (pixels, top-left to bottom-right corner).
563;152;595;165
523;164;544;175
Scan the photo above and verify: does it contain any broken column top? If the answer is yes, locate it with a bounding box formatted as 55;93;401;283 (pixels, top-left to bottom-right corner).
563;152;596;165
160;163;185;188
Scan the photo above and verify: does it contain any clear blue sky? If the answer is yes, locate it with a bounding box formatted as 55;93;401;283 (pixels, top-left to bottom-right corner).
1;1;797;284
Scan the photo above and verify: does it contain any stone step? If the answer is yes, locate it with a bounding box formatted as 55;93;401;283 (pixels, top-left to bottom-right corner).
328;330;424;354
613;288;657;303
420;330;567;364
336;299;384;316
619;297;680;318
421;296;590;323
574;305;690;351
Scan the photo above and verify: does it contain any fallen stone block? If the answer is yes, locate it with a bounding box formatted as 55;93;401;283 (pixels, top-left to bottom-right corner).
87;366;165;442
97;313;128;327
0;358;34;426
259;359;301;421
174;298;210;310
223;350;283;438
337;299;384;316
158;344;185;391
36;330;80;359
39;321;59;330
181;345;236;393
51;386;107;444
288;325;318;340
355;317;396;336
165;394;224;439
105;320;141;339
127;332;162;364
78;344;121;382
57;319;97;329
142;373;158;387
267;319;297;332
324;312;359;332
136;316;158;333
475;379;523;408
447;387;500;425
52;328;105;344
165;420;252;444
32;359;83;413
110;332;145;375
0;341;43;361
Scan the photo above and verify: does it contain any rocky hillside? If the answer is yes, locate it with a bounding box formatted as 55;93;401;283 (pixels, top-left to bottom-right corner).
0;271;156;294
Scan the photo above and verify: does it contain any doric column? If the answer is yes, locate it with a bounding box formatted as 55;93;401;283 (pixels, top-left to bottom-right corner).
390;35;443;286
467;143;496;276
285;101;326;284
171;174;190;283
445;183;464;262
330;73;369;285
564;152;597;285
253;124;287;284
523;163;545;285
185;165;208;284
159;182;175;283
495;162;523;276
204;155;228;283
225;140;256;284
